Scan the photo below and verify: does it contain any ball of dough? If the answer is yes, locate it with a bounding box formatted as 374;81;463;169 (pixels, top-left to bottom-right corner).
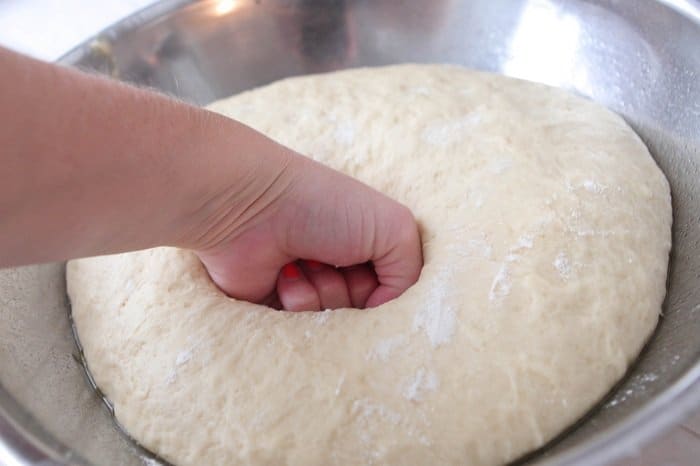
68;65;671;466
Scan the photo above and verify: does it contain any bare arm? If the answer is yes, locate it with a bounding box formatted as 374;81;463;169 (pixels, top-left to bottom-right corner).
0;46;285;264
0;46;422;309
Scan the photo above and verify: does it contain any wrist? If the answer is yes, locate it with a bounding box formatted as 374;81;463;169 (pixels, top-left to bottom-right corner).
171;111;300;252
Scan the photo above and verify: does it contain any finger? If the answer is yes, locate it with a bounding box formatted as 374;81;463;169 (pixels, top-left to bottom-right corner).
277;262;321;312
367;207;423;308
300;260;351;309
195;230;293;304
261;292;282;310
341;264;379;309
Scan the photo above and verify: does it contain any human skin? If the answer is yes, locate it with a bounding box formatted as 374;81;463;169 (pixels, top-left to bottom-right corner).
0;46;422;311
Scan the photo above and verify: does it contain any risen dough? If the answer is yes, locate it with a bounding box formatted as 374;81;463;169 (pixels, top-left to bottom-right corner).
67;65;671;466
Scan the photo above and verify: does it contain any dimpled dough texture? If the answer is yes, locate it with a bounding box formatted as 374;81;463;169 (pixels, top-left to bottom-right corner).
68;65;671;466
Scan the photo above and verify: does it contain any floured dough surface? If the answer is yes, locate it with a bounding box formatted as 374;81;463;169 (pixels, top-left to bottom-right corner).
67;65;671;466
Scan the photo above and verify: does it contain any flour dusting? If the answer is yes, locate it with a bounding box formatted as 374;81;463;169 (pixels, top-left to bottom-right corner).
413;269;456;347
368;335;408;361
489;234;535;302
605;372;660;409
335;374;346;396
141;456;164;466
582;179;605;193
566;179;606;194
489;157;513;175
403;368;439;401
466;237;493;258
516;234;534;250
175;349;192;366
409;86;432;96
572;227;632;238
422;113;481;146
352;399;402;425
553;252;571;280
334;122;356;145
314;310;331;325
166;348;195;385
446;235;492;259
489;264;511;302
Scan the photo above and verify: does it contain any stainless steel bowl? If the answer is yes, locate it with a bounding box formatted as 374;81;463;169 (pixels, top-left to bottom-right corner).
1;1;699;465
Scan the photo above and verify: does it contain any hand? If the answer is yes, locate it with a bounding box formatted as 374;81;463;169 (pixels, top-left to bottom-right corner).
191;147;423;311
0;45;422;304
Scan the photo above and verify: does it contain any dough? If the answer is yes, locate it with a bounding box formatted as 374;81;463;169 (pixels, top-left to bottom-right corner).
67;65;671;466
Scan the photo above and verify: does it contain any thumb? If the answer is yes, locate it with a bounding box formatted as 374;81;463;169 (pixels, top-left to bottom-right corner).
274;158;423;307
195;223;292;303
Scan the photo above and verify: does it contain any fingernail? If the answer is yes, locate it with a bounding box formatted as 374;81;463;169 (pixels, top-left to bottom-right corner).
304;259;323;270
281;263;301;279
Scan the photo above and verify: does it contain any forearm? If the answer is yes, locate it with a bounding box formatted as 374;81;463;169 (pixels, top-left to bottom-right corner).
0;46;291;267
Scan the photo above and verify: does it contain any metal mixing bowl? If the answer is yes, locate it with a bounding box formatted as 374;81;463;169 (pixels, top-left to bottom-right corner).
1;1;699;465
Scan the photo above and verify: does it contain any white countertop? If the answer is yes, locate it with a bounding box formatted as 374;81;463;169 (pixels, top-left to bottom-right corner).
0;0;156;60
